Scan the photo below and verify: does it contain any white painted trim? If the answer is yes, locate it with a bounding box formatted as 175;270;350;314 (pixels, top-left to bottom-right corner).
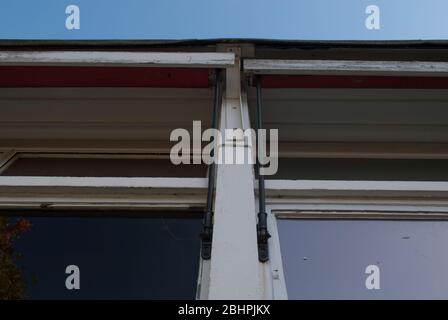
267;199;448;211
266;202;448;300
207;47;264;299
0;176;206;188
266;209;288;300
244;59;448;76
0;51;235;68
0;202;203;211
0;150;209;209
0;177;207;212
275;210;448;220
0;147;202;157
264;179;448;199
0;142;172;154
0;174;208;296
13;152;181;160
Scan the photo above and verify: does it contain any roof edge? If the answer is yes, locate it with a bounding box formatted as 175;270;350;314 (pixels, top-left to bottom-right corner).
1;38;448;49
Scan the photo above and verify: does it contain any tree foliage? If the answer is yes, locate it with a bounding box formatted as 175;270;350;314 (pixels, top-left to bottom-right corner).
0;217;31;300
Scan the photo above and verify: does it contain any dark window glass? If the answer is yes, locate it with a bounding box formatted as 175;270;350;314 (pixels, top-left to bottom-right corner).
277;218;448;299
1;212;202;299
1;157;206;178
268;158;448;181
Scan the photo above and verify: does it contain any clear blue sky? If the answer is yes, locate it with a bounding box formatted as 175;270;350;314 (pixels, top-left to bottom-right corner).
0;0;447;40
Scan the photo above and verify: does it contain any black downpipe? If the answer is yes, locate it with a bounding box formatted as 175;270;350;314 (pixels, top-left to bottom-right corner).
200;69;222;260
256;76;271;263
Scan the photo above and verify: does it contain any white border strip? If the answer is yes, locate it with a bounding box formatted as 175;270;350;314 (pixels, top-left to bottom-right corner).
0;51;235;68
0;176;207;188
244;59;448;76
265;180;448;192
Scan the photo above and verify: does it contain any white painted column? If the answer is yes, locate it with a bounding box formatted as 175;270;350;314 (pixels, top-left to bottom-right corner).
206;47;265;299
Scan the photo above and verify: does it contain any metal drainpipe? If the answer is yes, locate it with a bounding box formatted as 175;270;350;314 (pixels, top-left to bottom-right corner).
256;75;271;262
200;69;222;260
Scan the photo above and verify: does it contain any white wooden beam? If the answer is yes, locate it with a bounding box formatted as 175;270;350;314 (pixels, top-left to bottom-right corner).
0;176;207;188
206;47;265;300
244;59;448;76
264;179;448;198
275;211;448;220
0;51;235;68
0;177;208;209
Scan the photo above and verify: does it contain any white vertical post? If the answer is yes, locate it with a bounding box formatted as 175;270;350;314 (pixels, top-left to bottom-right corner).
206;47;265;299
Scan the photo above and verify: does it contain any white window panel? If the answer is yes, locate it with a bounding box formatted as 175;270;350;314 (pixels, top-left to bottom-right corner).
275;215;448;299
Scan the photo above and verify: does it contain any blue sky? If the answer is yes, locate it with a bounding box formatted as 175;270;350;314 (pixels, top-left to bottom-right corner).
0;0;447;40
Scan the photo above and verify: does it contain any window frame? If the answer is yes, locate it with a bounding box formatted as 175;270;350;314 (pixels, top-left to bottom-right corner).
0;148;209;299
0;149;208;210
263;178;448;299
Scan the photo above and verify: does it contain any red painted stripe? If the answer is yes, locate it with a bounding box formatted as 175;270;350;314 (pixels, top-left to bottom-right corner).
0;66;210;88
256;75;448;89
